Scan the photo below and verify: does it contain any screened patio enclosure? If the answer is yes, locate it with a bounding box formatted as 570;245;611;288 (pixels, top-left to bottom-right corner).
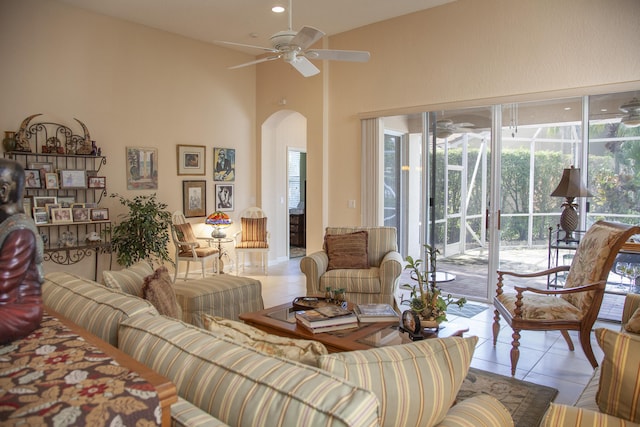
372;89;640;308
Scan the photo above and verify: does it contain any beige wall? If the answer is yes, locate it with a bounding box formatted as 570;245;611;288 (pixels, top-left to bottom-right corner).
257;0;640;252
0;0;256;277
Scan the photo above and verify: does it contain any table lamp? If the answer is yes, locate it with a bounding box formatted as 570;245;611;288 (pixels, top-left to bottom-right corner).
550;165;592;242
206;211;232;238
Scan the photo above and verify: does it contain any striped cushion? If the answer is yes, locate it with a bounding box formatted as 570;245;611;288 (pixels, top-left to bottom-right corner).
540;403;638;426
624;307;640;334
595;328;640;422
172;275;264;326
240;217;267;243
42;271;158;346
174;223;199;252
118;314;380;427
102;260;154;297
318;336;478;427
439;394;513;427
171;397;230;427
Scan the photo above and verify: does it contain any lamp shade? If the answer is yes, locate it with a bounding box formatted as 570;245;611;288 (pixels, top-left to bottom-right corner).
550;166;593;198
205;211;232;227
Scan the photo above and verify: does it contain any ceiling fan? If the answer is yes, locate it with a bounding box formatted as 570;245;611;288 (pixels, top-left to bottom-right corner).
433;119;479;139
218;0;370;77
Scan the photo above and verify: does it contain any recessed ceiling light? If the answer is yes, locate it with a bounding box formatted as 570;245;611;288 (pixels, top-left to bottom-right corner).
272;6;285;13
564;107;571;111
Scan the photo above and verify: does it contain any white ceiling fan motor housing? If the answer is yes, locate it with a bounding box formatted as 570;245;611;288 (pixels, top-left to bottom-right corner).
270;30;297;51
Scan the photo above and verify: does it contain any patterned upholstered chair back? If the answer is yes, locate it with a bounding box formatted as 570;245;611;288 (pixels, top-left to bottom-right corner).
562;221;636;315
324;226;398;268
234;207;270;275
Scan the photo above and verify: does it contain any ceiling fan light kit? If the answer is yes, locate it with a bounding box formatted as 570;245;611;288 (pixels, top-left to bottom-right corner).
219;0;370;77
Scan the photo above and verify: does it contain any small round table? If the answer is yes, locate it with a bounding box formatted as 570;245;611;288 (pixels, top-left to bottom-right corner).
202;237;233;274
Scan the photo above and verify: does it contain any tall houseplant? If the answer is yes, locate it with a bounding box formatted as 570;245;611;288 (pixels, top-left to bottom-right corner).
110;193;173;267
404;244;466;324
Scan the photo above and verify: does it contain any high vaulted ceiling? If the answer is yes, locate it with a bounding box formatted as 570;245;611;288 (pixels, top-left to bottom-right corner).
56;0;455;55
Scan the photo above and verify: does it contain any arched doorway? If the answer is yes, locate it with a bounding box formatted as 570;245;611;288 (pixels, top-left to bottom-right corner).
261;110;307;262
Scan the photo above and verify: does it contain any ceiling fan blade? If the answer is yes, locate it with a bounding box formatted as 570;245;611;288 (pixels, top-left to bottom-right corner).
291;26;325;50
289;56;320;77
228;55;281;70
305;49;370;62
216;40;278;53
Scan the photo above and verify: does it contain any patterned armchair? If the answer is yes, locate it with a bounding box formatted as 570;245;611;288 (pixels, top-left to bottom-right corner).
300;226;403;307
493;220;640;376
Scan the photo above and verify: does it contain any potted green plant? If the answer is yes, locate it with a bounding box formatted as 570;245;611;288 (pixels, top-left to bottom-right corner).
110;193;173;267
404;244;466;326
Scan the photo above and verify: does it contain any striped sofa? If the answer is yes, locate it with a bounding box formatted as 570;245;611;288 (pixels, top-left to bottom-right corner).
301;226;403;307
42;271;513;427
541;293;640;426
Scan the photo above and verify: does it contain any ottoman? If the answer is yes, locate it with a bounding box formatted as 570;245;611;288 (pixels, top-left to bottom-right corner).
173;275;264;327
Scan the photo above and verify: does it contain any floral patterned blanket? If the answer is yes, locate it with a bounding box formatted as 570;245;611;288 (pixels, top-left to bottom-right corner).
0;313;161;426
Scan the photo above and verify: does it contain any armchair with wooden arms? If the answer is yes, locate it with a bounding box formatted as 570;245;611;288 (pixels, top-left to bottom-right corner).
170;211;219;282
493;220;640;376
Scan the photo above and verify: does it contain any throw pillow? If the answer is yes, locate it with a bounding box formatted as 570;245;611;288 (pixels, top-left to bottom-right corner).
102;260;154;297
624;307;640;334
595;328;640;422
142;266;182;320
318;335;478;427
201;313;327;366
324;230;369;270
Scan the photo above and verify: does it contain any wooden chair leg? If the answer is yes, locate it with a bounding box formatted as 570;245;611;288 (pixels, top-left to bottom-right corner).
579;329;598;368
510;328;521;376
492;310;501;345
560;330;575;351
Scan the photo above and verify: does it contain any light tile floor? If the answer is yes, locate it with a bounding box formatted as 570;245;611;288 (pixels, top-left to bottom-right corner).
240;257;620;406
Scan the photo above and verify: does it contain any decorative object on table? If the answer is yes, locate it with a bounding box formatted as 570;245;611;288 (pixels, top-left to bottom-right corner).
177;144;206;176
110;193;172;267
291;296;346;310
126;147;158;190
206;210;232;238
182;180;206;217
215;183;234;211
550;165;593;242
14;113;42;152
2;131;16;152
354;303;400;323
213;147;235;181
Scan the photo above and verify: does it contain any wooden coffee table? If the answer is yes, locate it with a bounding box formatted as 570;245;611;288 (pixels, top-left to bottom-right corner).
239;302;469;353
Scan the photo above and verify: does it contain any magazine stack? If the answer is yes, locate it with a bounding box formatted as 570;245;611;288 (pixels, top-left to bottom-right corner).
295;305;358;333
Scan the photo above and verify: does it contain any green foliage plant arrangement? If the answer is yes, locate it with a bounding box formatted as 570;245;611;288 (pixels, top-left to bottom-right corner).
404;244;466;324
110;193;173;267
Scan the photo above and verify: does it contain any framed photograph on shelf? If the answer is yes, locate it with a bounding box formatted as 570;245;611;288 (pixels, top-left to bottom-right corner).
88;176;106;189
58;197;76;208
51;207;73;223
90;208;109;221
23;196;33;218
72;207;90;222
33;209;49;225
27;162;54;181
60;170;87;189
213;147;235;182
182;180;206;217
177;145;206;176
126;147;158;190
215;183;234;212
33;196;57;208
44;173;59;189
24;169;42;189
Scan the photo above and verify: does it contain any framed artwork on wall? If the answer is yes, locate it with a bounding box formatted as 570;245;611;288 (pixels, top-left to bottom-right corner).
126;147;158;190
213;147;235;181
183;180;206;217
215;183;234;212
177;144;206;176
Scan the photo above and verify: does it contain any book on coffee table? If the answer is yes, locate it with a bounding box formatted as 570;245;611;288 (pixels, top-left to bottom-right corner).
354;304;400;323
295;305;357;329
297;320;359;334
